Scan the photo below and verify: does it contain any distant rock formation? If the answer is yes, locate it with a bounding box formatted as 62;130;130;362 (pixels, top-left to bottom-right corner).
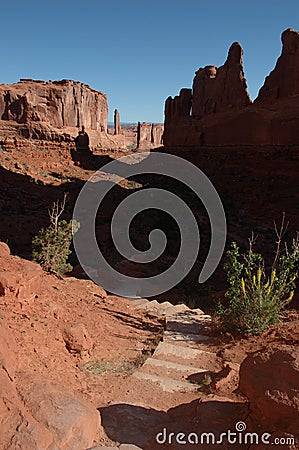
114;108;121;135
0;79;109;143
163;28;299;147
0;79;107;130
137;122;164;149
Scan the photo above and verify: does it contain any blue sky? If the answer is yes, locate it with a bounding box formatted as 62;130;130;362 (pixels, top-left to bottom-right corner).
1;1;299;123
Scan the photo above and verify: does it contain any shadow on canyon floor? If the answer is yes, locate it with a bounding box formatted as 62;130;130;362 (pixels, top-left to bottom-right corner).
99;399;249;449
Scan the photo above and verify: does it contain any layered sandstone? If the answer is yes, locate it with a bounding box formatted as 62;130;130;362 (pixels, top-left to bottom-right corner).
0;79;108;130
0;79;109;144
163;28;299;147
137;122;164;149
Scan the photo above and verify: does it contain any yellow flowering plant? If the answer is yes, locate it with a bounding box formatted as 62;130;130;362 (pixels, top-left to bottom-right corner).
216;217;299;335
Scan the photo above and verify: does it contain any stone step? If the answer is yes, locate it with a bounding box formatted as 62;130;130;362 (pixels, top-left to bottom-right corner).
166;320;204;334
153;341;222;371
158;304;190;317
166;313;211;334
169;311;211;321
138;357;207;382
129;298;150;308
132;372;198;393
153;301;174;314
135;299;161;311
173;303;190;312
163;330;212;344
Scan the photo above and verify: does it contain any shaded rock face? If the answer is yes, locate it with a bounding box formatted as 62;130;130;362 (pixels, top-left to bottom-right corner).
163;29;299;147
257;28;299;102
192;43;250;117
0;79;108;141
165;88;192;122
137;122;164;149
239;346;299;435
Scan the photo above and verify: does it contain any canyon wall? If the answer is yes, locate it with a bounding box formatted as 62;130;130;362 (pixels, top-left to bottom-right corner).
0;79;109;144
163;28;299;147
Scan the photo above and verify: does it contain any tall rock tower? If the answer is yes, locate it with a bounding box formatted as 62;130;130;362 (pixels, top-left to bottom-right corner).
114;109;121;135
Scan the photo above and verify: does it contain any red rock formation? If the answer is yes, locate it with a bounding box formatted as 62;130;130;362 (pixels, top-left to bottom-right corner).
114;108;121;135
0;79;109;143
192;43;251;117
0;79;108;130
163;29;299;147
239;346;299;435
165;88;192;122
19;373;100;450
0;242;43;306
256;28;299;103
152;123;164;147
0;316;99;450
163;89;192;146
137;122;164;149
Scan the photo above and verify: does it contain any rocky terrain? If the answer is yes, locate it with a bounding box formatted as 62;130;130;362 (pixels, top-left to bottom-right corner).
0;134;298;448
0;239;298;448
0;27;298;450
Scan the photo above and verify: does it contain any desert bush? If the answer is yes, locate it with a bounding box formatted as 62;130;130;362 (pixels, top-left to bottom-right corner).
217;217;299;335
32;194;80;274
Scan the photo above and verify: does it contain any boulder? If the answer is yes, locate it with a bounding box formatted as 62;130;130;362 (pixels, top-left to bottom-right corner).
239;345;299;435
63;323;93;355
18;373;100;450
0;245;43;303
0;242;10;257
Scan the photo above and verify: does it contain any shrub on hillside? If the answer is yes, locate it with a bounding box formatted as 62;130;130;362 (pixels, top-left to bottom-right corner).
216;217;299;335
32;194;80;274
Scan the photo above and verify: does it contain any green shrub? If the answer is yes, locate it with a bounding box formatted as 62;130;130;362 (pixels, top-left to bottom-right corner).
32;219;79;274
32;195;80;274
216;225;299;335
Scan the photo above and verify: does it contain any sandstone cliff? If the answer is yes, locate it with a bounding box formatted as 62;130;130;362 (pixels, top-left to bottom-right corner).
192;42;251;117
0;79;109;144
137;122;164;149
163;28;299;147
0;79;108;130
